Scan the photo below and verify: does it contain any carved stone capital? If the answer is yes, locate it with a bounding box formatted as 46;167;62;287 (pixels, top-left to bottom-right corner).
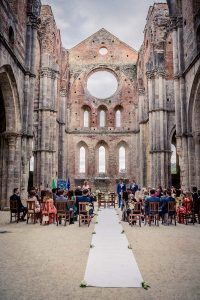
60;89;67;97
146;70;155;79
138;88;145;96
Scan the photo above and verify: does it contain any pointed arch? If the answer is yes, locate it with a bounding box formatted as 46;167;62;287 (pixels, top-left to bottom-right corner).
117;141;129;175
0;65;21;132
76;141;88;175
97;105;108;128
114;105;123;128
95;140;109;175
82;105;91;128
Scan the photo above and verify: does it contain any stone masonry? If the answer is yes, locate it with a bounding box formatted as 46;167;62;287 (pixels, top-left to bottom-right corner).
0;0;199;207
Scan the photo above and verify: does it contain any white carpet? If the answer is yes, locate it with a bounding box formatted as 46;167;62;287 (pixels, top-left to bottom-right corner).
84;208;143;287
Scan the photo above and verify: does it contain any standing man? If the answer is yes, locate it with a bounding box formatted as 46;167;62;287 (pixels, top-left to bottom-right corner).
10;188;27;221
117;178;126;209
129;178;138;194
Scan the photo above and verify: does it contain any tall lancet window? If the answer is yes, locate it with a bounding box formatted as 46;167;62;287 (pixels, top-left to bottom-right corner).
119;146;125;172
100;110;106;127
80;146;86;173
99;146;105;173
116;110;121;127
83;110;89;127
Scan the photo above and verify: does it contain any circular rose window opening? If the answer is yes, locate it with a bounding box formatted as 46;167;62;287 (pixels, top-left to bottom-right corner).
99;47;108;55
87;70;118;99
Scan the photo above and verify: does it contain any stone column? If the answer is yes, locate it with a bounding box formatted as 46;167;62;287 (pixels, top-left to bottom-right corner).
138;88;146;187
194;133;200;188
58;89;67;179
6;134;17;203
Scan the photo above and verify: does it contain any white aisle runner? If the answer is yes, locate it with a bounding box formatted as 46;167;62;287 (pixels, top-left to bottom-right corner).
84;208;143;287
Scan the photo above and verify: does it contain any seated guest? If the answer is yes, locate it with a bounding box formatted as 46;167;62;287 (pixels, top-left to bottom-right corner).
76;189;94;215
75;186;83;196
28;188;41;213
56;189;68;202
160;190;175;225
66;190;77;224
145;188;160;215
42;190;57;224
52;188;58;202
155;186;163;198
10;188;27;221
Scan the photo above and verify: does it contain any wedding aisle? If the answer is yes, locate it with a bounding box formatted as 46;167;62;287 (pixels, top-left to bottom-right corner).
84;208;143;287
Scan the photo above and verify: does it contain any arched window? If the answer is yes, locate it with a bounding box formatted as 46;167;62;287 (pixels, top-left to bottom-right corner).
99;146;105;173
80;146;86;173
30;156;34;172
171;144;177;174
100;110;106;127
9;26;14;45
116;110;121;127
83;110;89;127
119;146;125;172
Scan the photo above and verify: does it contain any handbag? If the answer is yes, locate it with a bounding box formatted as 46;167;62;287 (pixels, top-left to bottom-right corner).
43;215;49;222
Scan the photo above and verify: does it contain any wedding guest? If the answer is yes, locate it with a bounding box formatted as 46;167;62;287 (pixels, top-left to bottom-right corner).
117;178;126;209
10;188;27;221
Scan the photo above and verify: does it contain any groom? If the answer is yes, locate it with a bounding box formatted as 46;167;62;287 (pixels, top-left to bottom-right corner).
116;178;126;209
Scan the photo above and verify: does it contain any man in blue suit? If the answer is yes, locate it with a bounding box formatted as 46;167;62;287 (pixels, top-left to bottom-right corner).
117;178;126;209
76;189;94;215
145;189;160;215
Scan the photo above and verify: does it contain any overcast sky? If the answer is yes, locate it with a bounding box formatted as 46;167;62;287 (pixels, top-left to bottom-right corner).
42;0;167;51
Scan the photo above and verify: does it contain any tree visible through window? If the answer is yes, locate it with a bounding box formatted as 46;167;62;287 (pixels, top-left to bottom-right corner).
83;110;89;127
100;110;106;127
99;146;105;173
80;146;85;173
116;110;121;127
119;146;125;172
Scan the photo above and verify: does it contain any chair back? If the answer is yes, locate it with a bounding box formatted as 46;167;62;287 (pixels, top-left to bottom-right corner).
133;202;141;214
79;202;89;214
27;200;36;212
55;201;67;213
168;201;176;213
149;201;160;214
98;192;105;201
109;192;115;201
10;200;18;211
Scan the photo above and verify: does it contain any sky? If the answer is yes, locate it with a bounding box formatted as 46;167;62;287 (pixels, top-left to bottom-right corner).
42;0;167;51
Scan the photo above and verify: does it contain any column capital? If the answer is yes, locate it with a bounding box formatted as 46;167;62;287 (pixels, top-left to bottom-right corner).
60;89;67;97
138;88;145;96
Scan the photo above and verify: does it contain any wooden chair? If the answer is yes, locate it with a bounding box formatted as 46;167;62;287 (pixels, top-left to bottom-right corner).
10;200;22;223
55;201;70;226
129;202;142;227
78;202;91;227
168;201;176;226
107;192;116;208
98;192;106;209
184;201;195;225
146;202;160;226
26;200;37;224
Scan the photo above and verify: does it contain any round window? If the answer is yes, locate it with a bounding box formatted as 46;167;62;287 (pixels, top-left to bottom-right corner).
87;70;118;99
99;47;108;55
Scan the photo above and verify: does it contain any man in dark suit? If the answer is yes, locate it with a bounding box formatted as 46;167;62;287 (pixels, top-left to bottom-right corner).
129;179;138;194
10;188;27;221
117;178;126;209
